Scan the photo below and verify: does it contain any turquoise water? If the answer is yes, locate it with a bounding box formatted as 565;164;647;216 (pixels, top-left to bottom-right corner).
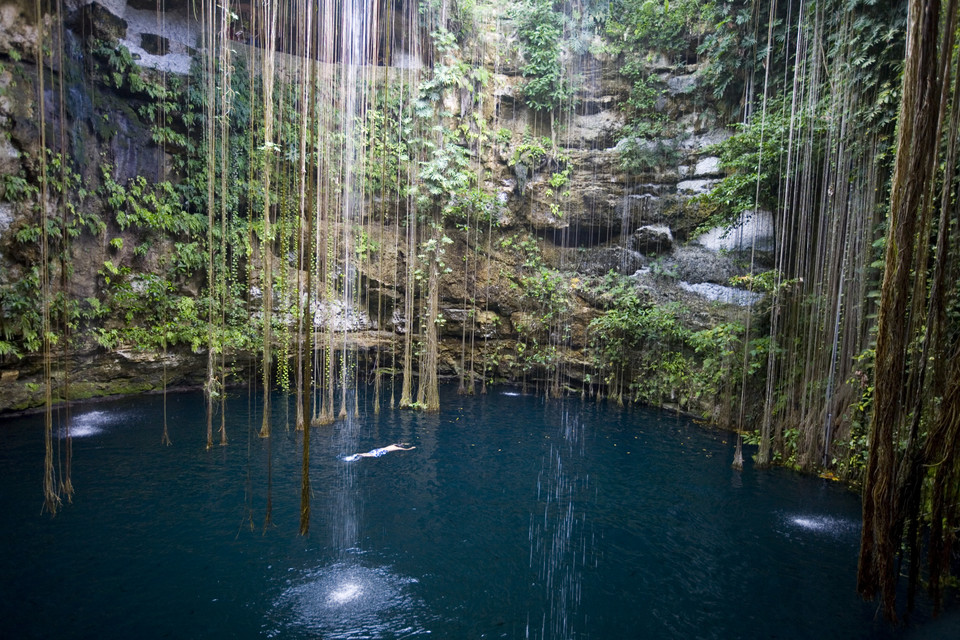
0;386;953;639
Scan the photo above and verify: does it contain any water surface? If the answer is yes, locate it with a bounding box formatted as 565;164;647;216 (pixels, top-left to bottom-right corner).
0;387;951;639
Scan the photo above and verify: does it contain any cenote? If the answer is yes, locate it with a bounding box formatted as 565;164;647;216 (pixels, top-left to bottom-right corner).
1;386;955;640
6;0;960;633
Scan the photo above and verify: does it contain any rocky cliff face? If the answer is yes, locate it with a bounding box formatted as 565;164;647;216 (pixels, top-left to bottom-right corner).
0;1;766;415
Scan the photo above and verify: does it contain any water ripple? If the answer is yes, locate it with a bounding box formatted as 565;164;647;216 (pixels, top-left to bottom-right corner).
267;563;432;639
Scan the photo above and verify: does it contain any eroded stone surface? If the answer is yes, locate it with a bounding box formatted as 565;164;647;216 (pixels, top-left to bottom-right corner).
696;210;775;253
0;1;747;413
633;225;674;255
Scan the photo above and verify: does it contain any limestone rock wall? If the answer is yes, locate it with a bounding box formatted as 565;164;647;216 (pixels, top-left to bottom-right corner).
0;1;763;413
0;1;196;412
470;5;750;282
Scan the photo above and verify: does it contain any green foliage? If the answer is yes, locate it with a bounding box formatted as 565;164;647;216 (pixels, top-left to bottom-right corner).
606;0;708;62
166;55;253;219
87;40;169;103
729;270;799;295
615;72;674;175
86;48;255;356
355;227;380;259
406;34;499;226
496;233;573;381
508;132;570;196
14;217;60;245
648;255;679;280
447;186;501;225
547;167;570;190
417;229;455;272
820;0;905;142
604;1;703;173
499;232;545;269
696;103;792;228
139;74;190;149
510;134;553;169
414;29;480;120
697;0;905;118
695;0;758;107
415;134;473;212
520;267;571;320
100;164;205;237
617;125;680;174
89;40;138;91
0;266;43;356
828;348;875;481
545;164;572;217
510;0;578;112
170;241;205;277
590;277;687;367
1;171;38;203
412;122;498;227
90;260;257;355
585;271;746;409
689;321;744;388
364;82;415;199
0;149;95;356
622;67;663;115
448;0;481;42
0;36;267;366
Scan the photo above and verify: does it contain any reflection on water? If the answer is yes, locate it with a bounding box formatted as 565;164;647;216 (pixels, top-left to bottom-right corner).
267;562;431;639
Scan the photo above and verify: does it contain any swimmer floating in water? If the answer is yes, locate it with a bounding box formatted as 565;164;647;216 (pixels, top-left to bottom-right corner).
340;443;415;462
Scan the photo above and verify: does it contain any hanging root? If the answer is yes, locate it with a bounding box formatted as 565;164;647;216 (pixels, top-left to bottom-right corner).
732;438;744;471
60;476;74;504
43;459;61;516
311;414;334;427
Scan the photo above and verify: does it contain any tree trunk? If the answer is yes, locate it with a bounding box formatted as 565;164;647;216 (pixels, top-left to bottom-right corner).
857;0;944;620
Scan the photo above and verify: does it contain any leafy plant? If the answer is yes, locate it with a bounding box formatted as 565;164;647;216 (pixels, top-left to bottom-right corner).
1;172;38;203
510;0;578;112
584;271;747;408
0;266;43;355
695;103;792;229
696;0;760;107
606;0;708;63
508;132;569;195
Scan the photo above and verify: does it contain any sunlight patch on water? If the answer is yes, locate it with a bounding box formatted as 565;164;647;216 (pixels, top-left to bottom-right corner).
786;514;858;536
329;581;362;604
266;563;432;639
60;411;118;438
